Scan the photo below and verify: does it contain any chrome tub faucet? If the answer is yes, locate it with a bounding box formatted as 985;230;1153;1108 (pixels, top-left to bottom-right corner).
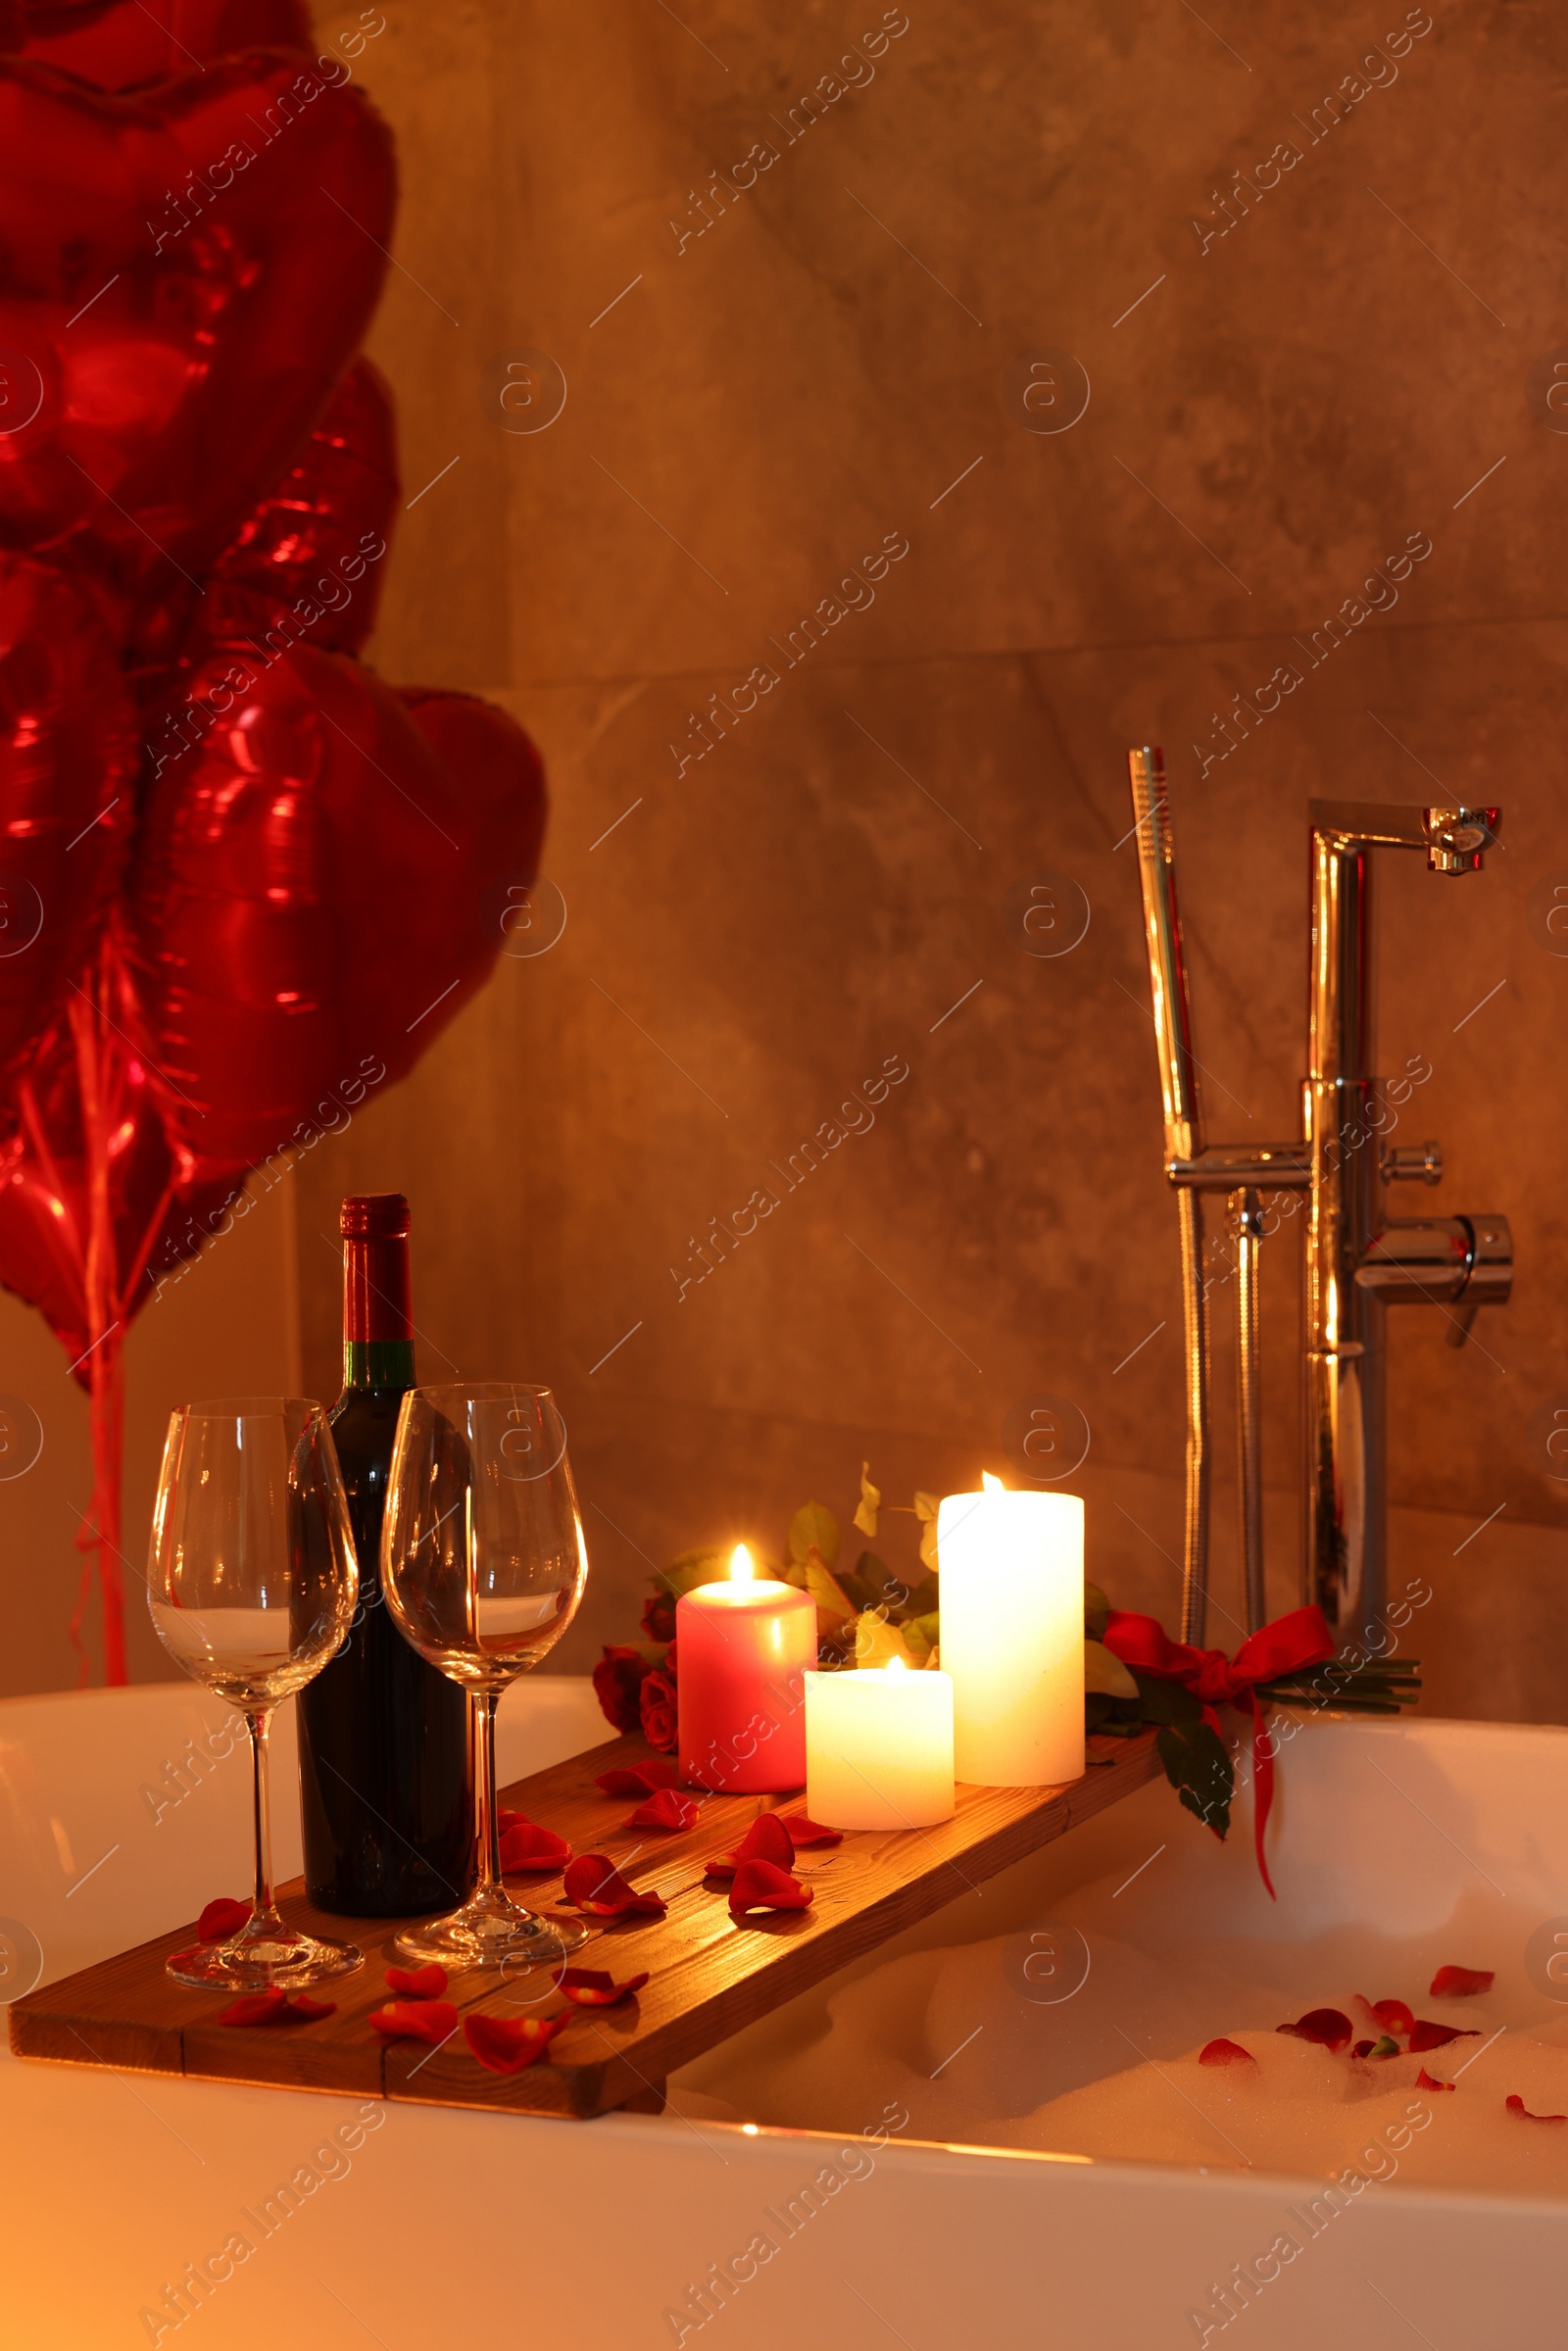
1126;748;1511;1653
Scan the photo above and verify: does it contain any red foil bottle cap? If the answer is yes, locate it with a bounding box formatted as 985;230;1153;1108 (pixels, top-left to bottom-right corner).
342;1193;412;1342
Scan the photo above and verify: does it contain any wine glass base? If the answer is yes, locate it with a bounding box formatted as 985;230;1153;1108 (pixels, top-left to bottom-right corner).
166;1929;365;1992
392;1905;589;1976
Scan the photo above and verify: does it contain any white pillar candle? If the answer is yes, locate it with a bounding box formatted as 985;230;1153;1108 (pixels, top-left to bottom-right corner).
938;1474;1084;1787
805;1658;955;1829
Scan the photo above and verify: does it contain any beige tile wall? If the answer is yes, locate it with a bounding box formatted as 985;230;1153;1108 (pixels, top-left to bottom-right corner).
10;1;1564;1716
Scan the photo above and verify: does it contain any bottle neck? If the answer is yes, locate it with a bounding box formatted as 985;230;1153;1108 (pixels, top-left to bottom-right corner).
342;1338;416;1394
341;1228;414;1394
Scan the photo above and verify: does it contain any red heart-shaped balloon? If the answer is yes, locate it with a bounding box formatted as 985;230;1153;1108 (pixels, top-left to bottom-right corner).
0;553;135;1088
0;55;394;623
0;959;242;1370
127;645;547;1170
14;1;315;89
199;356;398;661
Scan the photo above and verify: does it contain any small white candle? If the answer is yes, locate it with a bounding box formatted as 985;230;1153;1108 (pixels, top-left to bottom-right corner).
805;1657;955;1829
938;1474;1084;1787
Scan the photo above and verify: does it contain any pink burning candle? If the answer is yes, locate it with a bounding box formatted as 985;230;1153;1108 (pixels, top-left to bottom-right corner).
677;1545;816;1792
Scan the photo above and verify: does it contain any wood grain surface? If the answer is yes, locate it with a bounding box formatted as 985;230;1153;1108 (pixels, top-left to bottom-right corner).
9;1728;1160;2120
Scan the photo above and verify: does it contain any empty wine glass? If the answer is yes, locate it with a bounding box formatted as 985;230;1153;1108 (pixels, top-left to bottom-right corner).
149;1398;362;1990
380;1382;590;1970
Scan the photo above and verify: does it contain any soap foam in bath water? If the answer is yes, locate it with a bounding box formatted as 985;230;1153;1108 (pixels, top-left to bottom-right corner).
673;1797;1568;2198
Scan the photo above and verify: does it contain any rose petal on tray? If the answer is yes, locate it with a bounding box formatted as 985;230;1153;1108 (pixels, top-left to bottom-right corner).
198;1898;252;1942
217;1989;287;2028
369;1999;459;2044
706;1814;796;1879
385;1963;448;1999
1408;2020;1481;2053
558;1968;650;2007
216;1988;335;2027
1430;1964;1495;1998
1415;2067;1455;2092
464;2012;567;2075
625;1788;698;1832
595;1763;681;1797
1506;2093;1568;2122
1276;2007;1352;2051
562;1853;667;1919
778;1813;843;1847
499;1820;573;1872
728;1858;814;1918
1199;2038;1255;2068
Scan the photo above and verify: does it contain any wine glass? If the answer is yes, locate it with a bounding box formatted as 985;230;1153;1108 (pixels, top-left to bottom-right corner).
148;1398;362;1990
380;1381;590;1970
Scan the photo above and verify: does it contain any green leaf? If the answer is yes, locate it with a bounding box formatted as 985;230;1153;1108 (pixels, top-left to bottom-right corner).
853;1462;881;1540
802;1544;857;1630
1084;1639;1139;1699
901;1613;936;1667
1154;1719;1233;1839
1129;1668;1203;1728
656;1547;733;1599
1084;1581;1111;1641
899;1573;942;1621
788;1502;840;1573
851;1610;914;1668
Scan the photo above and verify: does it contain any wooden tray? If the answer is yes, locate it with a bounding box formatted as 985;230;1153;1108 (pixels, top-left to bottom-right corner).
9;1727;1161;2119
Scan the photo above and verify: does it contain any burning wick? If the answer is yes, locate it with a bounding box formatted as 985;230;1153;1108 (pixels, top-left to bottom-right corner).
728;1543;755;1583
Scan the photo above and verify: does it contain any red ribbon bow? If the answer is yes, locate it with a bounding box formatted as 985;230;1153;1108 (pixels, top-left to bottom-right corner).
1101;1604;1334;1899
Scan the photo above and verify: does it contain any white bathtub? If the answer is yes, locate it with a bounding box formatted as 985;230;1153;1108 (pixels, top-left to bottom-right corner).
2;1679;1564;2349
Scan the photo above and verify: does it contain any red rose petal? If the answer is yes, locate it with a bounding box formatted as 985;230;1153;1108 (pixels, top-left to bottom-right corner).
217;1988;288;2027
728;1858;814;1917
1415;2067;1455;2092
1430;1965;1494;1999
558;1968;650;2007
369;1999;459;2044
498;1820;573;1873
706;1813;797;1880
778;1813;843;1847
1200;2038;1256;2068
625;1787;698;1832
1506;2093;1568;2122
1356;1994;1416;2039
1352;2039;1375;2060
217;1987;337;2027
385;1963;448;2000
463;2012;567;2075
1276;2007;1352;2052
562;1853;667;1919
595;1763;681;1797
1408;2020;1481;2053
198;1898;252;1942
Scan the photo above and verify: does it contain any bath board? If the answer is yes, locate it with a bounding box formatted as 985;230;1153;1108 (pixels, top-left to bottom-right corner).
8;1726;1160;2119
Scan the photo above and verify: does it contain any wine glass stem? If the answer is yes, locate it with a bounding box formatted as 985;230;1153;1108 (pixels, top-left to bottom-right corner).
246;1705;282;1935
473;1690;502;1897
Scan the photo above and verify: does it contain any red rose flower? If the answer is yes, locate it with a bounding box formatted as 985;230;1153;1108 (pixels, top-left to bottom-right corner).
640;1668;678;1754
592;1644;654;1734
641;1591;677;1644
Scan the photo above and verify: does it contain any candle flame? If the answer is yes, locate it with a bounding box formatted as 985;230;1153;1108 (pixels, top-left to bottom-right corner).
886;1653;908;1674
728;1543;755;1583
981;1470;1005;1494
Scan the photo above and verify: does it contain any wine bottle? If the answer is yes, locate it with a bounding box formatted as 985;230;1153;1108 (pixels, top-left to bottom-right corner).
297;1193;474;1916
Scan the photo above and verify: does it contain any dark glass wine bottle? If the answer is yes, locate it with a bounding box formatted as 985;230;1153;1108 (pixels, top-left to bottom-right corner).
297;1194;474;1916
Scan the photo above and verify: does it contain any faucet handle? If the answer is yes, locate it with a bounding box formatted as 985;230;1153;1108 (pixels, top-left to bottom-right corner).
1423;804;1500;873
1382;1139;1443;1187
